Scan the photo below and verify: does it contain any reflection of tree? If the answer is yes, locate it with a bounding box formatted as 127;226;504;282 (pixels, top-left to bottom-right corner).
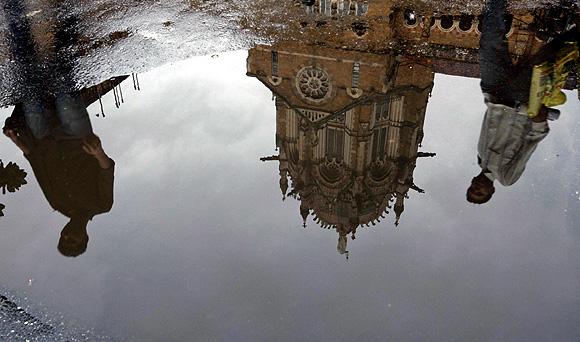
0;161;27;194
0;160;27;217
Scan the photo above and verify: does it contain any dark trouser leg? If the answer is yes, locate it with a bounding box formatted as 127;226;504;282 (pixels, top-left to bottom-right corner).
510;65;533;103
479;0;532;103
52;4;80;93
479;0;513;96
2;0;51;138
55;95;93;138
53;6;92;138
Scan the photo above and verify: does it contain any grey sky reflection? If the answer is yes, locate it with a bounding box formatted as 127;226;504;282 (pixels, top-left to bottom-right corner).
0;51;579;341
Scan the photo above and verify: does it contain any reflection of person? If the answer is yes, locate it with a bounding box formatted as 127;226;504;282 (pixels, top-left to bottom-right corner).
4;126;114;257
2;0;115;256
466;0;550;204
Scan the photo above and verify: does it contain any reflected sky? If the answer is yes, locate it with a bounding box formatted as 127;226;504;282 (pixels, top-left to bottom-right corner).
0;50;579;341
1;1;580;341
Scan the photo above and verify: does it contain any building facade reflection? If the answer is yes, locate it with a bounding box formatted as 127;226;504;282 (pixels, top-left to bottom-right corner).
247;2;572;255
248;43;436;256
291;0;546;63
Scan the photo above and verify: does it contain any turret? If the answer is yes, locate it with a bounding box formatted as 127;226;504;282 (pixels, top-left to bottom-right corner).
300;202;310;228
279;170;288;200
394;192;405;226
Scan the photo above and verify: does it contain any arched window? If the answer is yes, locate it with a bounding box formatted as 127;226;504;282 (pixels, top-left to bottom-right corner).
338;0;350;15
374;100;389;122
356;3;368;16
404;9;417;26
320;0;331;15
371;127;388;160
458;15;473;32
371;99;390;160
352;22;367;36
440;16;454;30
429;17;436;28
326;128;345;160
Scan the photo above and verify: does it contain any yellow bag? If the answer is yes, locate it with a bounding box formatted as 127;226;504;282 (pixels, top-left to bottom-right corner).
528;42;579;117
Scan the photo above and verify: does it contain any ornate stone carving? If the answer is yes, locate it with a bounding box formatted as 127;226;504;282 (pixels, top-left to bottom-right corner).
296;67;331;102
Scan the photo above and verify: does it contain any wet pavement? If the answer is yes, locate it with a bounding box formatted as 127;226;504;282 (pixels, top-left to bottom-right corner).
1;0;580;341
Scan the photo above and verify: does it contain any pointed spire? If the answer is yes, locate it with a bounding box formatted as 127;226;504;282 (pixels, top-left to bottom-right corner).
337;235;348;256
394;192;405;227
279;170;288;200
300;203;309;228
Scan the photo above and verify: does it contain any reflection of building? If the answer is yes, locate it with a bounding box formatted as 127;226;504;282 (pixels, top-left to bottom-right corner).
249;3;570;255
248;43;436;256
300;0;370;16
289;1;550;79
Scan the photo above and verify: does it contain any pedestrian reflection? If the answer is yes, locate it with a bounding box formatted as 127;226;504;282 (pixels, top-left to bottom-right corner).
3;106;116;257
1;0;121;256
467;0;578;204
249;43;436;256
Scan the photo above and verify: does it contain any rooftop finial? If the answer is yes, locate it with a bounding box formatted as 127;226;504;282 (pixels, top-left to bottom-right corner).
300;203;309;227
394;193;405;227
